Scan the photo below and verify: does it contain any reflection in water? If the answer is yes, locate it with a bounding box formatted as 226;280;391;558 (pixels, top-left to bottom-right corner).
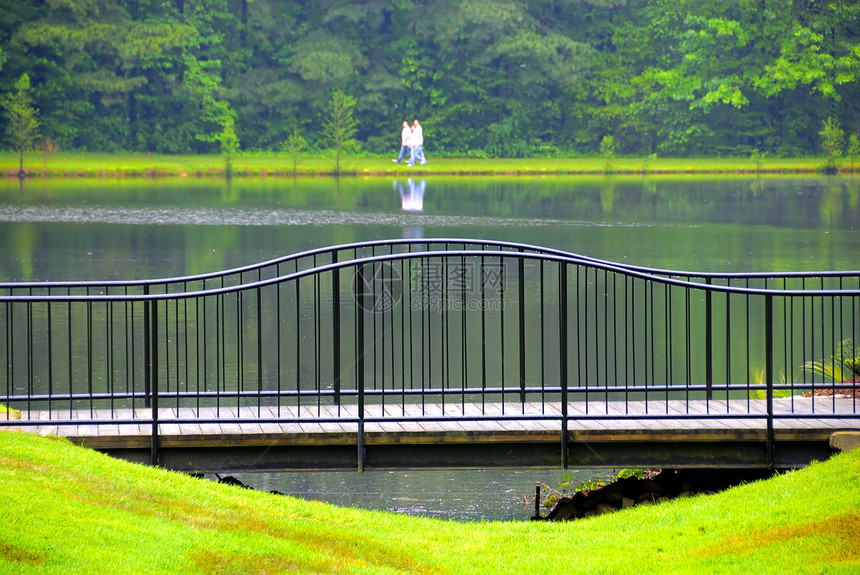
1;175;858;282
396;178;426;239
396;178;425;212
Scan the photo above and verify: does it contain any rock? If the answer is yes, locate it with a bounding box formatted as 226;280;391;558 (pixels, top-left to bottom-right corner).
637;492;659;504
545;497;576;520
216;475;250;488
597;503;617;515
541;468;780;521
830;431;860;453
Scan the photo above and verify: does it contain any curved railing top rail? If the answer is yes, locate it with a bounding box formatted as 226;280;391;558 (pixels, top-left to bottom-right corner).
2;249;859;303
1;238;859;292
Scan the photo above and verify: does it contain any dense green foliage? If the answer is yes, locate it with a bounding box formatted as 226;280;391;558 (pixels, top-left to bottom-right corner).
0;0;858;157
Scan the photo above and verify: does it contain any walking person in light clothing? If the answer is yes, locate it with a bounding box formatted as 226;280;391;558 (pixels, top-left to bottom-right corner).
392;121;412;163
407;119;426;167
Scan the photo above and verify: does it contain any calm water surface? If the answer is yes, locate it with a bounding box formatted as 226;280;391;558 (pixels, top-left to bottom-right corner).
223;468;612;522
1;175;858;282
2;174;858;521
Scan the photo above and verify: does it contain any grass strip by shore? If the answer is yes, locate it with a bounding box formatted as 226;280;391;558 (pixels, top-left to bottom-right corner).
2;151;857;177
0;430;858;574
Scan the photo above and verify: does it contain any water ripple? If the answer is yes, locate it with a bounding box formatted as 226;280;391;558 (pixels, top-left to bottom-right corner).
0;205;649;228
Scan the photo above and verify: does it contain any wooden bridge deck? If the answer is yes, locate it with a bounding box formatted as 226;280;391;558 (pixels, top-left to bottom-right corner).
6;396;857;471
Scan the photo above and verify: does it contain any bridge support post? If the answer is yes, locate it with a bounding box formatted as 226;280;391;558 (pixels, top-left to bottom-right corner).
559;263;569;469
356;263;367;472
705;279;713;400
765;294;774;469
148;298;159;466
519;255;526;403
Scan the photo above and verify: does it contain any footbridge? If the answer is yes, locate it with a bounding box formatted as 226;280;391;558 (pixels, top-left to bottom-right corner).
1;239;858;472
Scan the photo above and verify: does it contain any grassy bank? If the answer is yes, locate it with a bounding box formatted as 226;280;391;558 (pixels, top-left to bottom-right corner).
1;151;856;177
0;431;858;574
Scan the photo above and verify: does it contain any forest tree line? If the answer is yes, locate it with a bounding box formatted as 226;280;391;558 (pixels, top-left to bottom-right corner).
0;0;858;158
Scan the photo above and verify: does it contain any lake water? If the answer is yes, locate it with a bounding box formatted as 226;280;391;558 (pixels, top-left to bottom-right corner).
1;174;858;521
1;175;858;283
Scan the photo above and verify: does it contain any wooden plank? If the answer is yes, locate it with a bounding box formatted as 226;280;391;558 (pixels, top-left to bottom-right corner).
6;399;857;453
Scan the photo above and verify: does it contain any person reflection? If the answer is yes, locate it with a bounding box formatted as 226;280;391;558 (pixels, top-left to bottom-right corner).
396;178;425;212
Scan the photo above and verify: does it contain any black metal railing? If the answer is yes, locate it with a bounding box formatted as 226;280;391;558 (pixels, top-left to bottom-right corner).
1;239;858;469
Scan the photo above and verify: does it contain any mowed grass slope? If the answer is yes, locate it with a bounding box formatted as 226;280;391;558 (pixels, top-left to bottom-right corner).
0;430;858;574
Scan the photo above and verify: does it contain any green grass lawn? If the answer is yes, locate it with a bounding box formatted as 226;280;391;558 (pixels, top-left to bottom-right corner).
0;150;853;177
0;431;858;574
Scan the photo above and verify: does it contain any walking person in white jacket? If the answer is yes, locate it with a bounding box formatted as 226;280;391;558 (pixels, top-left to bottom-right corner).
392;121;412;163
407;119;427;167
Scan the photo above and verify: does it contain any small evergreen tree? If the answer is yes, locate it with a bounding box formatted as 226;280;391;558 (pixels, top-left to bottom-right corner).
219;117;239;178
600;135;616;173
750;148;766;173
819;117;844;173
324;90;358;175
2;73;40;177
282;128;307;175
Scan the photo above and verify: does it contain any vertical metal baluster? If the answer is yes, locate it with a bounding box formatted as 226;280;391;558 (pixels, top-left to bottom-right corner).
574;265;581;411
5;300;10;421
421;257;426;415
624;274;630;413
333;253;341;407
315;262;321;416
257;286;263;418
665;283;671;414
725;289;731;413
706;278;713;401
686;283;691;409
356;264;366;472
648;280;654;413
559;262;569;469
745;279;751;411
47;301;53;416
602;269;608;414
584;267;589;412
184;286;189;403
276;271;282;417
518;253;526;404
86;290;93;417
500;256;507;412
107;300;113;417
27;296;33;418
426;258;432;411
295;276;300;410
237;289;243;416
149;298;159;466
216;287;223;416
399;257;406;417
460;254;470;415
540;260;546;401
765;294;774;469
200;294;205;415
391;250;397;411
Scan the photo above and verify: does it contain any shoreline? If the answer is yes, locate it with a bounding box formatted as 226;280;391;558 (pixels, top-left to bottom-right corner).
1;153;857;179
4;167;856;179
